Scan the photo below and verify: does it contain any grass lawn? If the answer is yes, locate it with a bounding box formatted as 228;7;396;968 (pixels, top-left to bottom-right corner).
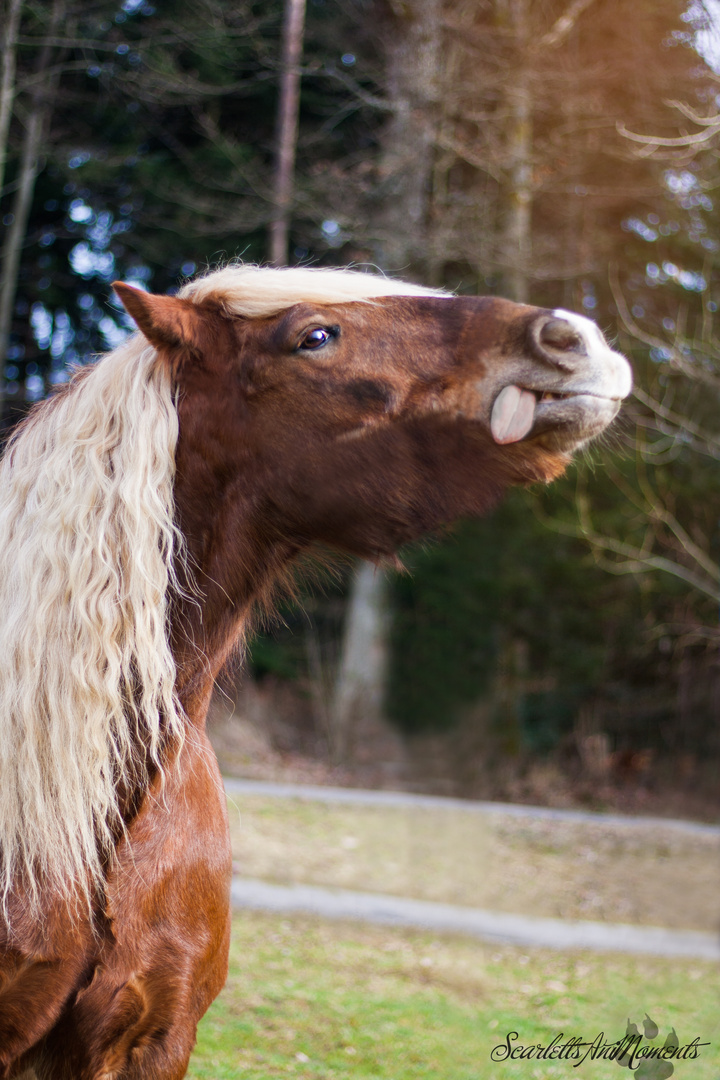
227;795;720;931
188;913;719;1080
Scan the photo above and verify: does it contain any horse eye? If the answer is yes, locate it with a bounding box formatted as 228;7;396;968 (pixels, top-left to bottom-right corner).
298;326;337;351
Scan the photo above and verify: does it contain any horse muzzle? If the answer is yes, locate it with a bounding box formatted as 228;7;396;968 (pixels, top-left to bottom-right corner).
490;309;632;449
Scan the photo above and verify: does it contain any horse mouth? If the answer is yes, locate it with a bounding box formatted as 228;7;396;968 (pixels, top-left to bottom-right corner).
491;384;621;446
536;390;574;402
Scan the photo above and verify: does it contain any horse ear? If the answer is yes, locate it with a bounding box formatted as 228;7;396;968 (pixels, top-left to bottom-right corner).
113;282;204;352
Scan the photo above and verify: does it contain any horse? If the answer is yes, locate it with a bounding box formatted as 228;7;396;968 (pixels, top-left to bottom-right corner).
0;264;631;1078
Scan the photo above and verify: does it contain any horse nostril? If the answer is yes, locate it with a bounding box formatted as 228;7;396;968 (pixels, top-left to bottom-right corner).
540;318;583;352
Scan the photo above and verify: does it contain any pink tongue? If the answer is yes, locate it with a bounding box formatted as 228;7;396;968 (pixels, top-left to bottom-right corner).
491;385;536;444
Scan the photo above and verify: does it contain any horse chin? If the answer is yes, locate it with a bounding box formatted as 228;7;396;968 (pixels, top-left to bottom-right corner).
527;394;622;451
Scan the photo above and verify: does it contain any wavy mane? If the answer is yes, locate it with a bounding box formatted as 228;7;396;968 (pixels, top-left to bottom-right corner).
0;335;184;913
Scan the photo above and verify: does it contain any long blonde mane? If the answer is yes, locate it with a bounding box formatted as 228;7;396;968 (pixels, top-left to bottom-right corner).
0;336;184;913
0;264;442;915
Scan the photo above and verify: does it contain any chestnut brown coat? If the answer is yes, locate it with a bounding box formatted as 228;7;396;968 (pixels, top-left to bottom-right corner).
0;267;631;1079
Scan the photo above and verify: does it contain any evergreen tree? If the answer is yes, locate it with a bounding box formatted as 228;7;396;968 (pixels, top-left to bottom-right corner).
0;0;383;421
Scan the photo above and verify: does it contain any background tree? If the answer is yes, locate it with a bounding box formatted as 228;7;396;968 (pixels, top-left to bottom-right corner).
2;0;717;794
270;0;306;266
371;0;720;765
0;0;380;420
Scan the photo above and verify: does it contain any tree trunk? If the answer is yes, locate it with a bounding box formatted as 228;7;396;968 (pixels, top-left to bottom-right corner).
269;0;306;267
0;108;44;387
0;0;65;411
505;68;532;303
0;0;24;202
331;561;389;765
497;0;533;303
330;0;444;769
374;0;443;276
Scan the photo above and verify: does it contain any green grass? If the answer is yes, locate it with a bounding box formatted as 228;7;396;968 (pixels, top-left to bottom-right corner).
227;795;720;931
206;794;720;1077
188;913;720;1080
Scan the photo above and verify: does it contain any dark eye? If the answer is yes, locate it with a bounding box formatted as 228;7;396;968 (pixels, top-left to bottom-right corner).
298;326;337;351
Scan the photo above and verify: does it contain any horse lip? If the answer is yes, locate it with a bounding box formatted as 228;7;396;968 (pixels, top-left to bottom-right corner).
530;390;623;420
529;390;622;430
530;389;621;402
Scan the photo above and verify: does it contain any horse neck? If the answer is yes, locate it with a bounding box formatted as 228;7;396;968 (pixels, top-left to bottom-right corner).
171;474;300;726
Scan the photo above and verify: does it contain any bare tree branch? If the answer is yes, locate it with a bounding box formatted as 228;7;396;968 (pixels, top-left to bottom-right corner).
536;494;720;603
618;122;717;149
610;265;720;389
538;0;597;49
631;385;720;458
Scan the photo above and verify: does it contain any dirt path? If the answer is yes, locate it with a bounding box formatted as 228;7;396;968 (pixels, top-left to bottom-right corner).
224;778;720;935
230;877;720;959
223;777;720;835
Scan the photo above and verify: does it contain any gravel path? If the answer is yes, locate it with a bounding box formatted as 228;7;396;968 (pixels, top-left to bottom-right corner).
223;777;720;837
225;777;720;958
230;877;720;959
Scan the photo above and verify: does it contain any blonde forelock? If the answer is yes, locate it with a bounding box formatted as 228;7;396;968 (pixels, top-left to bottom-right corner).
178;263;447;318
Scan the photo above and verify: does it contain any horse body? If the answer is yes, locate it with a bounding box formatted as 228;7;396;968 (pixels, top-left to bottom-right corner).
0;267;631;1078
3;731;228;1080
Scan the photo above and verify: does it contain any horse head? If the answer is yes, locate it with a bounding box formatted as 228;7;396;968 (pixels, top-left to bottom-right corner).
114;270;631;581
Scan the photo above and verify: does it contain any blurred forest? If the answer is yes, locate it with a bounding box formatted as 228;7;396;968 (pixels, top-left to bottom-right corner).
2;0;719;809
